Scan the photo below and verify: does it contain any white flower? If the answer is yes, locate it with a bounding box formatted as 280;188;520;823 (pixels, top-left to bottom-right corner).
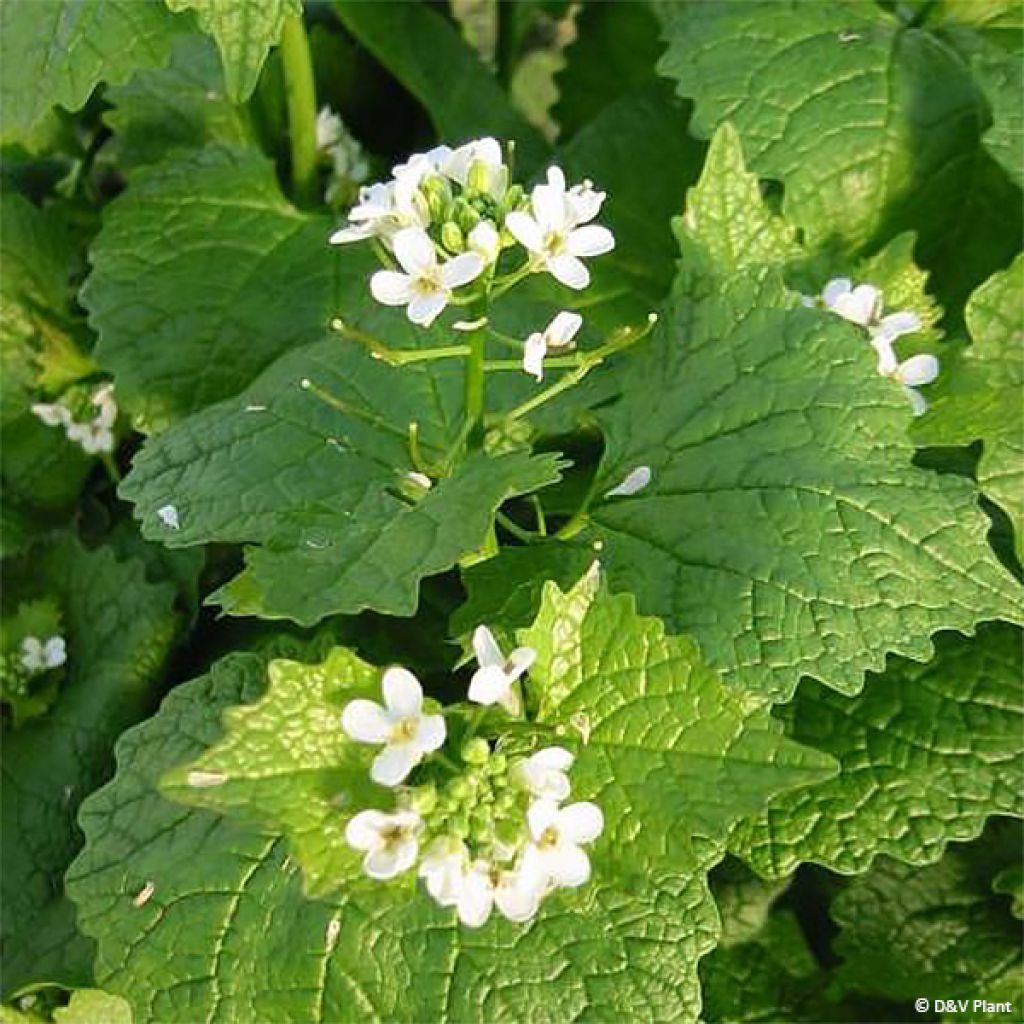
316;106;345;151
156;504;180;530
521;798;604;889
455;859;544;927
604;465;651;498
20;635;66;672
566;177;606;224
522;311;582;381
30;402;70;428
370;227;483;327
392;144;453;183
467;220;501;264
505;166;614;290
341;666;446;786
419;836;469;906
345;808;422;879
468;625;535;715
329;178;429;246
443;137;508;200
873;337;940;416
870;310;922;347
821;277;882;327
516;747;573;802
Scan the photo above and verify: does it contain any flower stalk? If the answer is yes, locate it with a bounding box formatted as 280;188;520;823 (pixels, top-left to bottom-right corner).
281;13;318;207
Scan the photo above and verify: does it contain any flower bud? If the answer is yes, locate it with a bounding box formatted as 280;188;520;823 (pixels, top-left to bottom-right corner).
455;200;481;234
466;158;491;196
501;183;525;213
461;737;490;765
408;784;437;815
448;776;472;800
440;221;465;253
486;753;507;776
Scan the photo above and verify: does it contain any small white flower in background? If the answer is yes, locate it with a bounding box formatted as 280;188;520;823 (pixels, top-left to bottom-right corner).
419;836;469;906
809;277;937;416
873;338;940;416
316;106;345;151
30;402;70;428
522;311;582;381
156;504;181;530
20;635;66;673
468;625;536;715
505;167;615;290
456;858;544;928
31;383;117;455
341;666;446;786
370;227;484;327
604;465;651;498
521;798;604;889
316;106;370;206
345;808;423;880
467;220;501;264
516;747;573;802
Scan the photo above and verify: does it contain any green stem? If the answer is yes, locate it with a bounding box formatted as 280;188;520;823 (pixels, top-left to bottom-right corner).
495;510;539;544
484;354;578;371
281;13;318;207
489;260;535;301
100;451;122;485
332;318;469;365
464;308;488;449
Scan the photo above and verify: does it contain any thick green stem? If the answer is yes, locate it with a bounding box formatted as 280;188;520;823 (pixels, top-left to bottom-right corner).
281;13;318;207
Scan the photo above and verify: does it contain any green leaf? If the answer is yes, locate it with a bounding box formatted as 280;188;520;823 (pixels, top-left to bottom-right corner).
519;571;837;858
700;864;840;1024
0;0;181;143
162;647;379;896
658;1;987;257
165;0;300;102
832;822;1024;1013
214;449;564;624
553;1;662;140
1;538;179;997
334;0;548;174
730;622;1023;877
52;989;133;1024
588;264;1022;701
83;145;341;429
1;413;92;517
104;33;253;171
915;256;1024;562
120;331;564;623
68;575;830;1022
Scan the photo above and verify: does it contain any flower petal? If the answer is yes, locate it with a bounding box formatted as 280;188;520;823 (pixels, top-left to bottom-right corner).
604;465;652;497
546;253;589;290
391;227;437;276
522;334;547;380
467;221;500;263
495;873;542;922
557;801;604;844
545;311;582;348
871;335;899;376
531;747;574;772
821;277;852;308
531;182;568;234
382;666;424;715
440;252;484;290
505;211;544;253
329;223;372;245
548;843;590;887
905;386;929;417
370;270;414;307
504;646;536;682
527;798;560;840
414;714;446;754
371;744;419;787
898;353;939;387
364;839;417;880
345;809;387;851
341;699;391;744
472;625;505;669
468;665;511;706
876;310;921;342
406;290;448;327
456;866;494;927
566;224;614;258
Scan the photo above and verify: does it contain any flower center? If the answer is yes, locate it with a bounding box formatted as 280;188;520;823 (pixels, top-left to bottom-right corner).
539;825;560;849
544;231;567;256
391;716;419;743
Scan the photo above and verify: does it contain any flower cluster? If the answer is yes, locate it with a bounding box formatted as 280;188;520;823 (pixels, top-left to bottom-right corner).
20;635;66;673
31;382;117;454
805;278;939;415
315;106;370;207
1;599;68;726
339;626;604;928
328;136;615;378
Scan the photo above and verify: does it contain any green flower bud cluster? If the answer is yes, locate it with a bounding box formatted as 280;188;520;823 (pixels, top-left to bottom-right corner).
424;745;530;853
